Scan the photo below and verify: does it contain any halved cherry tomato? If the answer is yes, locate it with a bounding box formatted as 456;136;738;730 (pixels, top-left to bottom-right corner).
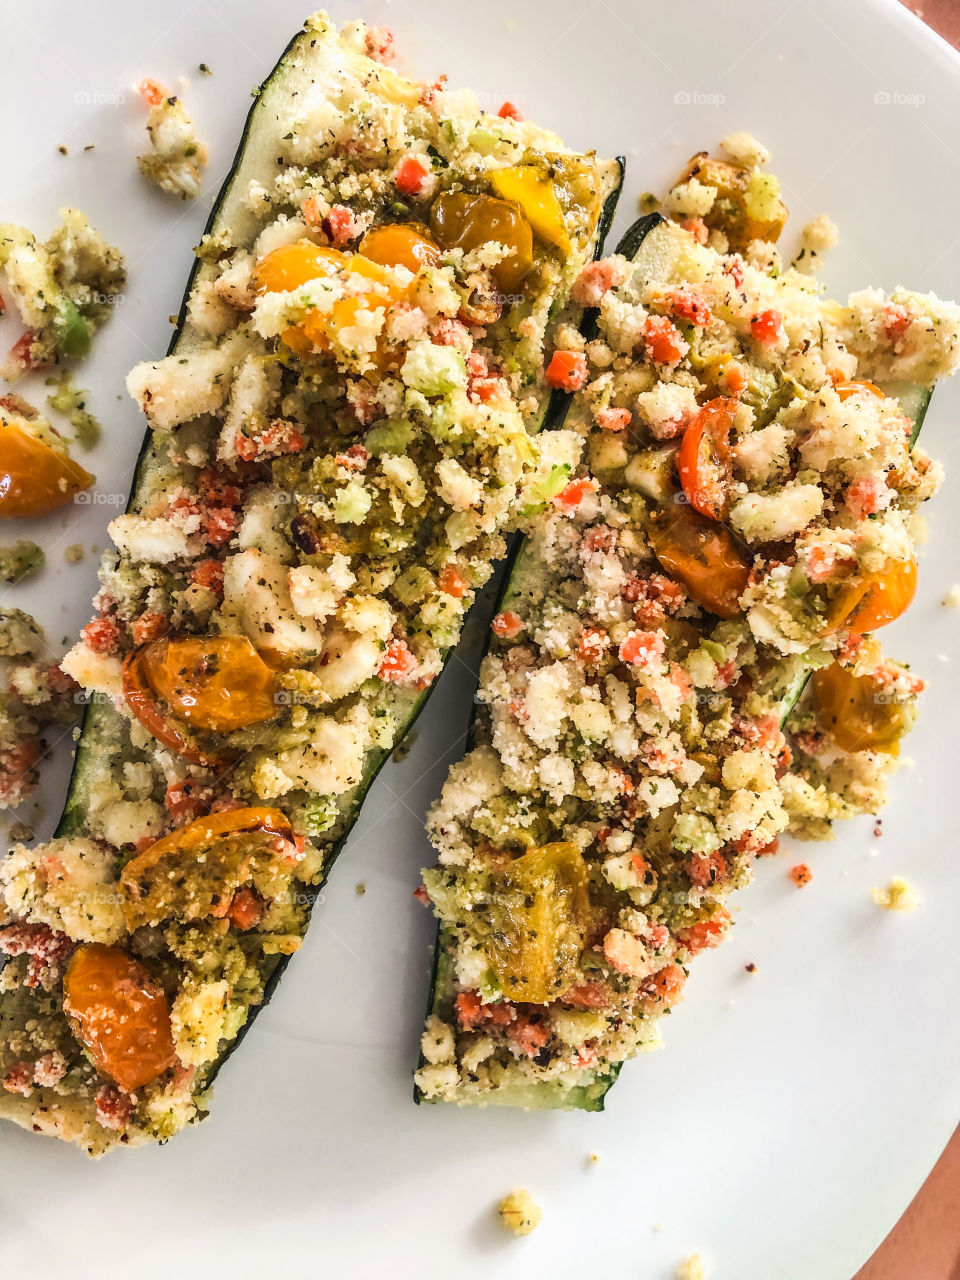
676;397;737;520
254;241;345;294
256;239;410;359
120;807;294;931
359;223;441;274
63;944;177;1092
123;635;278;764
648;503;752;620
489;166;570;254
827;557;917;633
812;662;906;754
0;420;94;517
429;191;533;293
834;380;884;401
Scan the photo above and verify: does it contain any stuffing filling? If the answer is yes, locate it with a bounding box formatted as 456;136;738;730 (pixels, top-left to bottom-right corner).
415;137;959;1106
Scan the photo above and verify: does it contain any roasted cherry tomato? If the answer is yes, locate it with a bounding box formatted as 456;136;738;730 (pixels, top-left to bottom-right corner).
0;419;94;517
254;241;344;294
827;557;917;633
358;223;441;273
120;807;295;931
482;842;590;1003
63;944;177;1092
256;239;410;358
489;166;570;254
429;191;533;293
648;503;752;620
812;662;906;754
676;397;737;520
123;634;278;764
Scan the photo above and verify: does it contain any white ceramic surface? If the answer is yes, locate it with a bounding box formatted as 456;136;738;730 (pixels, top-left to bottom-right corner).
1;2;958;1276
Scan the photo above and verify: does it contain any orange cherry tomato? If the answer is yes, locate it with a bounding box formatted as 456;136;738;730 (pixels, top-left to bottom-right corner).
0;420;94;517
812;662;906;754
648;503;752;620
120;807;294;931
63;944;177;1092
828;557;917;633
429;191;533;293
254;241;345;294
676;397;737;520
834;380;884;401
123;635;278;764
256;239;411;358
359;223;441;274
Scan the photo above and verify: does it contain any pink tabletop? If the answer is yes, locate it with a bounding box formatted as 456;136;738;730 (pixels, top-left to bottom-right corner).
856;9;960;1277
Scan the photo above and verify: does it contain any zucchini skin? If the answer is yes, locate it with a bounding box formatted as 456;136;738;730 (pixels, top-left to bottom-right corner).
416;210;938;1112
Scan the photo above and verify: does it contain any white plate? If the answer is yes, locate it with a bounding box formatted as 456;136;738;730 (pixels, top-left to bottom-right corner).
1;2;959;1276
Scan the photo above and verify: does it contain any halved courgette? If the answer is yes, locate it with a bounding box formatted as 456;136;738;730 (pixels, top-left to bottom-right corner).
0;14;622;1152
416;211;941;1112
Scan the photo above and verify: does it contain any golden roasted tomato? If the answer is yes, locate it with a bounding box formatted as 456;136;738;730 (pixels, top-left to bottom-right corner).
429;191;534;293
254;241;345;294
123;635;278;764
812;662;906;754
827;558;917;633
63;944;177;1092
648;503;752;620
483;842;590;1004
0;420;94;517
120;807;295;930
489;166;570;254
358;223;441;273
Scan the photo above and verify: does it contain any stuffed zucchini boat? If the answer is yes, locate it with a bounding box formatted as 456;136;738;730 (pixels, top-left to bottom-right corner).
0;12;621;1152
415;140;960;1110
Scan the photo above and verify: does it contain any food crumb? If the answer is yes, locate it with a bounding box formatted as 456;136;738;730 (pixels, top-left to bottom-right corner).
676;1253;706;1280
942;584;960;609
587;1151;600;1165
8;821;34;842
0;541;45;583
65;544;85;564
744;961;757;974
355;882;366;896
789;863;813;888
497;1189;541;1236
198;62;212;75
872;877;920;913
57;144;68;156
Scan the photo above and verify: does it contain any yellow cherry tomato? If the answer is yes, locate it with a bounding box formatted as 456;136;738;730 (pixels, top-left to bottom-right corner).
0;420;94;517
63;944;177;1092
812;662;906;755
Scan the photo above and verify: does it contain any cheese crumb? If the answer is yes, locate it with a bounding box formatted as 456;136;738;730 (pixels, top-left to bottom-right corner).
942;584;960;609
871;877;920;912
497;1189;542;1236
676;1253;706;1280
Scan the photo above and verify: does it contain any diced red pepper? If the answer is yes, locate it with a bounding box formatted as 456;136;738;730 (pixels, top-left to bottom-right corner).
438;563;469;599
750;309;784;346
491;611;524;640
395;156;428;196
82;617;121;655
497;101;523;120
545;350;588;392
643;314;687;366
379;637;417;684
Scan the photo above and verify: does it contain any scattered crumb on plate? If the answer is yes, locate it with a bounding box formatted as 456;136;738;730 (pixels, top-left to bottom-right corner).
497;1189;541;1236
676;1252;706;1280
872;877;920;912
942;584;960;608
